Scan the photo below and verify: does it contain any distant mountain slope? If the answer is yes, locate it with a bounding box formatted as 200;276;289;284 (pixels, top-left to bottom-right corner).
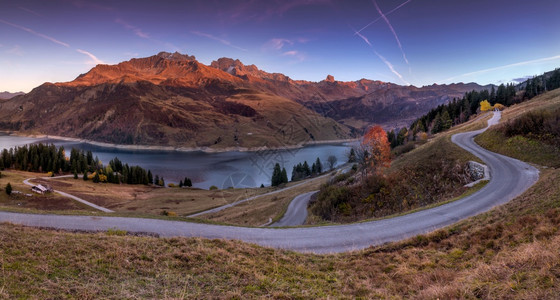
0;53;350;149
0;52;488;148
0;91;25;100
209;57;490;130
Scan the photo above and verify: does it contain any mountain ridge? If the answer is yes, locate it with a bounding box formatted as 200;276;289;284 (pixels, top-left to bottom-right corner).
0;52;489;148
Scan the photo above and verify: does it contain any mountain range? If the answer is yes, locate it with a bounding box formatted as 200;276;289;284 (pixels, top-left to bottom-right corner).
0;52;489;149
0;91;25;100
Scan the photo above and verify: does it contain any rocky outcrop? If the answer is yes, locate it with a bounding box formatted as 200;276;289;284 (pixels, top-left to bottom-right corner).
465;161;490;187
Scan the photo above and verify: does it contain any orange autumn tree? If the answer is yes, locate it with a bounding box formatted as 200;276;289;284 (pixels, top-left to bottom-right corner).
361;125;391;175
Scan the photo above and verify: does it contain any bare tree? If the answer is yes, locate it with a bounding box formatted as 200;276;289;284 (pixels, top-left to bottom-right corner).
327;155;337;170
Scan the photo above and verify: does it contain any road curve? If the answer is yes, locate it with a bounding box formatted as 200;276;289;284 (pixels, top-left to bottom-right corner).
270;191;317;227
0;112;539;253
188;164;349;218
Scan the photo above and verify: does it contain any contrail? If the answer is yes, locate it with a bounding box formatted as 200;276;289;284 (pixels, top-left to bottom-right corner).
374;50;410;85
0;18;106;66
0;18;70;47
76;49;105;65
192;31;247;52
442;54;560;83
354;30;410;85
372;0;409;65
355;0;412;35
354;30;373;47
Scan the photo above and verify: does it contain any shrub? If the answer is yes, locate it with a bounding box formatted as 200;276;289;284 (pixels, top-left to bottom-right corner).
392;143;415;157
209;185;218;190
499;108;560;147
106;228;127;236
161;210;178;217
5;182;12;195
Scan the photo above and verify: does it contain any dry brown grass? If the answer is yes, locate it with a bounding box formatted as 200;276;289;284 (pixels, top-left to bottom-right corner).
1;167;558;298
476;90;560;168
0;170;93;211
198;173;333;226
28;175;275;216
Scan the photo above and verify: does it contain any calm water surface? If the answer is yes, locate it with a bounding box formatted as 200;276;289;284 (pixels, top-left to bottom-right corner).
0;134;353;189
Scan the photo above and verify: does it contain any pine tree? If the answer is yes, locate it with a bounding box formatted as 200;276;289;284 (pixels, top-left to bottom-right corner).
74;170;78;179
303;161;311;177
83;171;88;181
348;148;356;163
315;157;322;173
281;168;288;184
431;112;442;134
179;180;183;187
271;163;282;187
148;170;153;184
93;172;100;183
154;175;159;186
441;110;452;131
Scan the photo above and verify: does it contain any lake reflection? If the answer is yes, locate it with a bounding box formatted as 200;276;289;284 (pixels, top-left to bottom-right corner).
0;133;353;189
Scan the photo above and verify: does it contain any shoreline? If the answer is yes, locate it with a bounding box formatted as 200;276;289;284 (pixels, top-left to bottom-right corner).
0;131;359;153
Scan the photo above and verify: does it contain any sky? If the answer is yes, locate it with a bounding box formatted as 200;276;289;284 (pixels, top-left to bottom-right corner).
1;0;560;92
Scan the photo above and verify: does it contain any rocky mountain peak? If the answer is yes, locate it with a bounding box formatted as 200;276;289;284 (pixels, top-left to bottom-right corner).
156;51;196;61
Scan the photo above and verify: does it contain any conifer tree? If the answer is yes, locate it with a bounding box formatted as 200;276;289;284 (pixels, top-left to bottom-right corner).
5;182;12;195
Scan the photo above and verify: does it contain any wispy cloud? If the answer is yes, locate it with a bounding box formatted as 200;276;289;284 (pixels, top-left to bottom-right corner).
76;49;104;65
354;30;409;85
6;45;24;56
356;0;412;34
267;38;294;50
372;0;409;65
224;0;331;23
115;18;150;39
18;6;42;17
282;50;306;62
442;54;560;83
0;18;70;47
191;31;247;51
69;0;113;11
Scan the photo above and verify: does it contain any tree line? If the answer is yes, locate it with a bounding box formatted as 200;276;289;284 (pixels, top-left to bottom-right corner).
291;157;323;181
271;155;339;187
405;69;560;141
1;144;68;173
0;143;155;186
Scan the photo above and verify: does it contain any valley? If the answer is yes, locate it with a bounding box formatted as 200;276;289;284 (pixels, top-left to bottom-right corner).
0;52;487;150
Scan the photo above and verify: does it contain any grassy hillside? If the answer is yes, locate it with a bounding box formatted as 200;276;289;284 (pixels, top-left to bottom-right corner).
1;90;559;298
308;112;491;224
475;88;560;168
1;168;559;298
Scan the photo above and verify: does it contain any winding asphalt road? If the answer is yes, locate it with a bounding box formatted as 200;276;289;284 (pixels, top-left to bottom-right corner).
188;164;349;218
0;112;540;253
270;191;317;227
